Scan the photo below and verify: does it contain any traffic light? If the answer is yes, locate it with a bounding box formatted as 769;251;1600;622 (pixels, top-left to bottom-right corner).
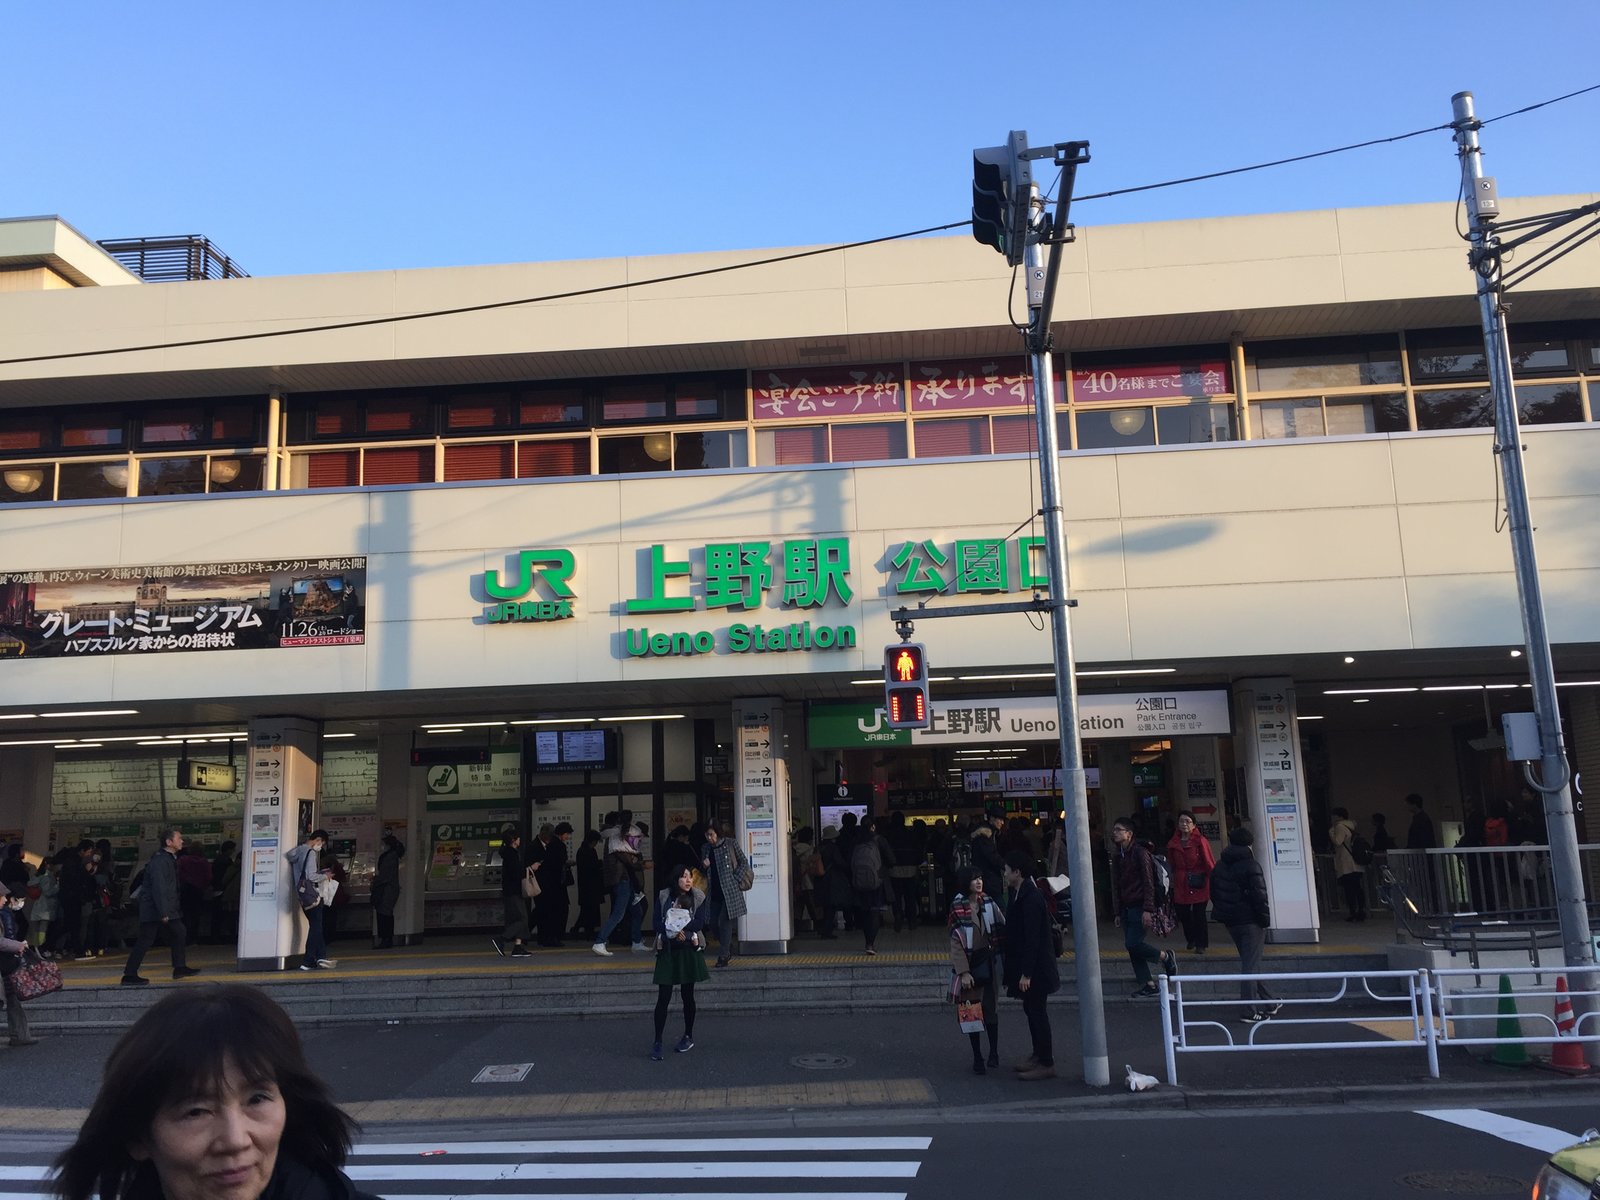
884;642;931;730
971;132;1033;267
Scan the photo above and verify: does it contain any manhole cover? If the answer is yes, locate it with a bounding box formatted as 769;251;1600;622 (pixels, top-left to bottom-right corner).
472;1062;534;1084
1398;1170;1525;1194
790;1053;854;1070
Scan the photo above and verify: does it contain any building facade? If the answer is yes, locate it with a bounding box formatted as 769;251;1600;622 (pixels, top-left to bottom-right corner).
1;198;1597;954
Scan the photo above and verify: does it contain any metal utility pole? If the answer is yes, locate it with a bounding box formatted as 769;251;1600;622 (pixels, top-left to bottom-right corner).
1451;92;1596;1028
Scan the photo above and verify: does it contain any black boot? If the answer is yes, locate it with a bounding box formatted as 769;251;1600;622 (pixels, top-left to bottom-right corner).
985;1022;999;1069
969;1031;985;1074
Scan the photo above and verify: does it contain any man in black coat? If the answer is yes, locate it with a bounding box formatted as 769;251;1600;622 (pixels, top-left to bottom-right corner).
121;828;199;985
1210;825;1279;1022
1002;850;1060;1080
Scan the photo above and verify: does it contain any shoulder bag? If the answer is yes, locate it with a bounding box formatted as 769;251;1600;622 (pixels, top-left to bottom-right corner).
295;855;321;911
521;866;541;899
9;947;63;1001
735;846;755;891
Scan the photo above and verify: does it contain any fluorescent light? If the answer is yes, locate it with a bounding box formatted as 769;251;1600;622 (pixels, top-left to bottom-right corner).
1510;649;1523;657
1322;688;1418;695
0;738;78;746
1556;680;1600;688
40;709;140;718
425;727;465;734
1077;667;1177;677
510;717;596;726
598;714;685;722
1352;699;1370;704
1421;683;1521;692
1343;656;1356;664
57;743;102;749
957;672;1055;682
323;732;356;739
0;714;36;721
421;721;506;730
95;735;158;743
1297;715;1324;721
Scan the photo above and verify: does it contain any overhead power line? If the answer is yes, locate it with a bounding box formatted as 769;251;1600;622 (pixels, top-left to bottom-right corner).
1;84;1593;371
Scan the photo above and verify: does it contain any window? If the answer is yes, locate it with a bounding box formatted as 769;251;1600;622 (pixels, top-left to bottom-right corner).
445;393;513;431
304;393;430;439
58;461;128;500
304;451;359;489
139;457;207;496
365;396;430;435
830;422;906;463
444;442;514;481
599;380;668;423
517;439;589;478
1076;408;1155;449
914;418;991;458
993;414;1040;453
140;401;260;447
363;446;433;485
206;456;264;492
759;427;828;465
1515;383;1583;425
1256;394;1407;439
0;465;51;502
61;416;124;449
673;431;746;470
139;407;206;444
0;414;48;454
1156;403;1237;444
599;434;672;475
313;398;359;437
1247;335;1402;390
1414;388;1492;430
1409;330;1488;381
518;387;586;427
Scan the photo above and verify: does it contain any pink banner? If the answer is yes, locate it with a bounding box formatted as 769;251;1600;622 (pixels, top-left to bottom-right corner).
909;357;1040;412
1071;360;1232;403
752;366;903;421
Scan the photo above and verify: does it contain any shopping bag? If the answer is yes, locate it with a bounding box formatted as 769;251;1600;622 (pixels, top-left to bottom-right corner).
9;948;63;1001
955;987;985;1034
317;876;340;906
520;868;540;900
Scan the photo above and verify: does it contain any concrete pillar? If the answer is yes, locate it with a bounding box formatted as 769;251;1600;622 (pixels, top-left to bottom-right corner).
0;746;54;859
376;729;427;944
1233;677;1320;943
735;697;791;954
237;717;321;970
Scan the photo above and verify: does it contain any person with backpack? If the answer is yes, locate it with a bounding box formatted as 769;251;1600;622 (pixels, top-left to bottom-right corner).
1329;807;1367;922
1209;825;1280;1024
1112;816;1175;998
850;814;893;956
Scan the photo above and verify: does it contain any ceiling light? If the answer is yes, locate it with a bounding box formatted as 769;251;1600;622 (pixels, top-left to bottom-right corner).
598;714;685;722
1109;408;1148;436
2;468;44;495
425;727;465;734
510;718;595;726
0;738;79;746
101;462;130;490
1297;715;1324;721
1352;699;1370;704
0;714;37;721
323;732;356;739
956;672;1055;682
1510;649;1523;658
1078;667;1178;677
1343;656;1356;664
208;458;242;485
641;432;673;463
56;743;102;749
1321;688;1417;696
94;735;159;743
40;709;140;718
1556;680;1600;688
421;721;507;730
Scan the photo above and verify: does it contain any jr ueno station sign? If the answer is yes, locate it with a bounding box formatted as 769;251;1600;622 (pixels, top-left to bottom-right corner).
475;534;1055;660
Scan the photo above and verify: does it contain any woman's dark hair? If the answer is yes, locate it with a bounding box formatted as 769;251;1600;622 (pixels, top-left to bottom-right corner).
53;985;354;1200
953;866;979;895
1228;826;1255;847
1177;809;1196;822
1331;807;1349;820
1003;849;1034;874
703;820;721;837
670;865;695;893
582;828;603;846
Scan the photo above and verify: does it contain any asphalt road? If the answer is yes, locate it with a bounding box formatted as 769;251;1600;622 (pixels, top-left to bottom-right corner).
3;1103;1595;1198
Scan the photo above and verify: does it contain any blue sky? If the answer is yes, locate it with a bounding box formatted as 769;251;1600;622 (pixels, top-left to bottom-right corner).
5;1;1596;277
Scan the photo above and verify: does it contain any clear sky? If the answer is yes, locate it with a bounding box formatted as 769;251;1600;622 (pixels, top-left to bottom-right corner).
5;1;1597;278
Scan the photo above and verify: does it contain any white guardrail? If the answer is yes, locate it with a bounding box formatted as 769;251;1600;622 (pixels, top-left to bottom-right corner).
1157;965;1600;1085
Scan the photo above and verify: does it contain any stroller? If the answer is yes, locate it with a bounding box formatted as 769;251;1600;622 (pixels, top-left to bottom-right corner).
1037;874;1071;957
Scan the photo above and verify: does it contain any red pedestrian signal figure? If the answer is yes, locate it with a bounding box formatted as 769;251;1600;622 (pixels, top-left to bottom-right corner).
884;642;930;730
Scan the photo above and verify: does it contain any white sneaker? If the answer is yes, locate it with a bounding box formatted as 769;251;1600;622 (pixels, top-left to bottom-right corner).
316;958;337;969
591;942;613;957
630;942;649;954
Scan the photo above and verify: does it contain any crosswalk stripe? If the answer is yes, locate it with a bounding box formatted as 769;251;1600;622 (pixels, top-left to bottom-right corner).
347;1161;919;1181
1415;1107;1578;1153
354;1137;932;1156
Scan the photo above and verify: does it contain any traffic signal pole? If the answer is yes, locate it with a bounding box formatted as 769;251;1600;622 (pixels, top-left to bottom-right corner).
1452;92;1596;1054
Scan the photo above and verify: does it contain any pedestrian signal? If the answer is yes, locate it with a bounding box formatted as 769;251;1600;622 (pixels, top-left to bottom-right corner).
884;642;931;730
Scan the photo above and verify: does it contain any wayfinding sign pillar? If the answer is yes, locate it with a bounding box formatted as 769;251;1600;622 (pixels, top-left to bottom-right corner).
1233;678;1319;943
735;697;791;954
237;717;322;970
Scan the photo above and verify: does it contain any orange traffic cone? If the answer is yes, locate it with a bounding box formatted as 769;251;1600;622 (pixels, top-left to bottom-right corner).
1547;976;1591;1074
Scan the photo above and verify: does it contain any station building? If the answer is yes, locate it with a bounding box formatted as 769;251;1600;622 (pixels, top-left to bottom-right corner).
1;195;1598;957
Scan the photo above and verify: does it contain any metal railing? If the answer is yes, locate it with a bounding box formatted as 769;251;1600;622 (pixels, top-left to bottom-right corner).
1158;969;1436;1084
97;235;249;282
1159;964;1600;1084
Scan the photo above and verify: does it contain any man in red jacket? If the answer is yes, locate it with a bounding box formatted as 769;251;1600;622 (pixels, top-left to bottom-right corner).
1112;818;1175;999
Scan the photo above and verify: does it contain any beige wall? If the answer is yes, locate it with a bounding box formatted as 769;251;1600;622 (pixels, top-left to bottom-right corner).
2;424;1596;707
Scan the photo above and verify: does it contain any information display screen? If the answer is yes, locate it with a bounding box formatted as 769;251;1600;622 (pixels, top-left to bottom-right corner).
531;728;616;771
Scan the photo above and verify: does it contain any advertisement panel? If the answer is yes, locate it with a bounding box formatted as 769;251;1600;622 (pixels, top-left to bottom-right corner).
0;557;365;658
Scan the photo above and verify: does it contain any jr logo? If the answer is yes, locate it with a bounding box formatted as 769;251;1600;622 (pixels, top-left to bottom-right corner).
482;550;577;621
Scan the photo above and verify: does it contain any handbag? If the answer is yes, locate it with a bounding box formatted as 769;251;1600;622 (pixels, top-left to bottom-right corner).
966;945;993;985
9;947;63;1001
295;857;321;911
1186;871;1206;890
955;987;985;1034
736;851;754;892
1148;905;1177;937
520;867;540;900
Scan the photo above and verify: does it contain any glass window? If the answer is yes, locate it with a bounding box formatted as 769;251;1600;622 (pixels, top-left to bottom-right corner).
365;396;430;435
671;377;732;419
1408;330;1488;381
0;414;49;454
673;431;746;470
303;451;359;489
1076;407;1156;449
140;457;207;496
139;407;206;445
1325;393;1410;435
1415;387;1493;430
517;439;589;478
0;465;51;501
599;434;672;474
1509;334;1571;374
446;393;513;430
758;426;828;465
58;461;129;499
1254;398;1322;439
1587;339;1600;369
599;381;668;423
61;417;124;449
313;398;359;438
518;386;586;427
1248;335;1402;390
914;418;991;458
212;404;258;442
206;456;263;492
444;442;514;481
993;414;1039;453
831;422;907;463
1156;403;1237;445
363;446;433;484
1516;383;1583;425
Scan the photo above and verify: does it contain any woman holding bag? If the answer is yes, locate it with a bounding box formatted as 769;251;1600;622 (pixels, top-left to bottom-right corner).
650;865;708;1061
947;865;1004;1074
1167;810;1216;954
1;881;41;1046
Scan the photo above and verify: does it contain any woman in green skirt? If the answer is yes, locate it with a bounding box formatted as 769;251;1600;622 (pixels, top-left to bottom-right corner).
651;864;709;1060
